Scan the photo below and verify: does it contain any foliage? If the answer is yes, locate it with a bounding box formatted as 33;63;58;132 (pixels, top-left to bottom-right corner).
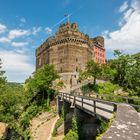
80;83;98;94
101;64;117;81
71;117;78;133
79;60;102;86
96;82;120;95
25;64;59;106
107;51;140;97
0;59;6;92
63;117;78;140
0;62;59;139
0;83;25;123
63;130;78;140
96;117;114;140
19;104;40;128
52;117;64;137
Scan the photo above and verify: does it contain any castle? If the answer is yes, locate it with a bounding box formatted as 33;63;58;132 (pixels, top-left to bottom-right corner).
36;22;105;88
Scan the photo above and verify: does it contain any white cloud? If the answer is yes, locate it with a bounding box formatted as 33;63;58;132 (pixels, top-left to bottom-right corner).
0;37;11;43
119;1;128;13
11;42;29;47
0;50;34;82
0;24;7;33
20;17;26;23
45;27;52;34
32;26;42;35
8;29;30;39
103;0;140;53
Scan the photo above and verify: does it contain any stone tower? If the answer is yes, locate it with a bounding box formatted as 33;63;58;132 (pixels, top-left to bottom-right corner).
36;22;105;88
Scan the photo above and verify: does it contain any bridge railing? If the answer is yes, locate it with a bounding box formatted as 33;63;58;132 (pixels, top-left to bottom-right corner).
59;92;117;120
70;91;140;109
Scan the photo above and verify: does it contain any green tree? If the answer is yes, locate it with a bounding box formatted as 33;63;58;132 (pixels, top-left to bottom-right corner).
107;51;140;97
25;64;59;105
86;60;102;86
0;59;6;91
101;64;117;81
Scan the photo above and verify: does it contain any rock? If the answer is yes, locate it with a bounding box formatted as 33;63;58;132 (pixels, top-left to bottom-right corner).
0;122;8;139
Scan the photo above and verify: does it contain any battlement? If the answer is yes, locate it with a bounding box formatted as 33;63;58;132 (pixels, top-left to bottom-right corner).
91;36;104;47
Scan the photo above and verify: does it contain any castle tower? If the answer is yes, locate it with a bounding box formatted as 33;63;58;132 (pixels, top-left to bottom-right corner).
36;22;105;88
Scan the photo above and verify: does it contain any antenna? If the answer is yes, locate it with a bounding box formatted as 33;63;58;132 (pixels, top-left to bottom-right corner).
64;14;70;23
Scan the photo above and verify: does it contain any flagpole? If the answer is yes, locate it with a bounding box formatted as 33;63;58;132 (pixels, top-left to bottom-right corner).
68;14;70;23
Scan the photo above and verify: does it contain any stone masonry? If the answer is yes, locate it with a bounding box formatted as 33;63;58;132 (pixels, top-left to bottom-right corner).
36;22;106;87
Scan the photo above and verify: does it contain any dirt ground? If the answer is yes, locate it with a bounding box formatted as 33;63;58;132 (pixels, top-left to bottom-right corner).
30;112;59;140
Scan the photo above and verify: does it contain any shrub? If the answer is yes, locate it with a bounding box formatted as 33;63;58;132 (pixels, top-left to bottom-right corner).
97;82;120;95
63;130;78;140
63;117;78;140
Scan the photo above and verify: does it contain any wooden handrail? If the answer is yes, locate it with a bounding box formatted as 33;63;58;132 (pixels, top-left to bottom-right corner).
69;92;140;107
60;92;116;114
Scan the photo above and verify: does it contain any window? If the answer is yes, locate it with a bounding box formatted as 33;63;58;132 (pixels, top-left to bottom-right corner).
76;58;78;62
39;57;41;65
76;67;78;72
60;59;62;63
60;67;62;72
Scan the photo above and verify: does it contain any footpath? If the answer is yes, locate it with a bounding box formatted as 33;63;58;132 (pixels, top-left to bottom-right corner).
30;112;59;140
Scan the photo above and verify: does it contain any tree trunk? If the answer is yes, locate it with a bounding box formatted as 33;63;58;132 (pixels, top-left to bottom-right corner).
93;77;96;86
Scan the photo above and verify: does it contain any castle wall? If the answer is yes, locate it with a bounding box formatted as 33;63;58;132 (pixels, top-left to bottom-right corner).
35;22;105;87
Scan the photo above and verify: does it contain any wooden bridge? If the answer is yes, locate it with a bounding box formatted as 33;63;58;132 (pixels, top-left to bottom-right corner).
58;92;140;120
57;91;140;139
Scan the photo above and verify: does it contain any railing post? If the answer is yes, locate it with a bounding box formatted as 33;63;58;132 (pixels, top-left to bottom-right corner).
93;100;96;115
96;94;98;99
82;97;83;108
74;96;76;105
113;104;117;112
63;93;64;100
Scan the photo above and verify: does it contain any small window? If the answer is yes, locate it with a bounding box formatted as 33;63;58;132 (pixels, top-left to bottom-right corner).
76;58;78;62
39;58;41;65
76;67;78;72
60;59;62;63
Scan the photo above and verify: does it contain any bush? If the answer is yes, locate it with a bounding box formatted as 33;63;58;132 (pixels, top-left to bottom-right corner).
63;117;78;140
63;130;78;140
97;82;120;95
81;84;93;94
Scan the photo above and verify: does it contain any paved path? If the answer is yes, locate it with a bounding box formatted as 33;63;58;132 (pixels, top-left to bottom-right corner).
101;104;140;140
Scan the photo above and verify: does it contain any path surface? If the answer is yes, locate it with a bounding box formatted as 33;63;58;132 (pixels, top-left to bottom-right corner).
30;112;59;140
101;104;140;140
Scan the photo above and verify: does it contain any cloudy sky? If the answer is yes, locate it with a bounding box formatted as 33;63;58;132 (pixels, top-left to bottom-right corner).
0;0;140;83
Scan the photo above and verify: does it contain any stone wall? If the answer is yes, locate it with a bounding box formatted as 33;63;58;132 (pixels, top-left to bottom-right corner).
36;22;105;87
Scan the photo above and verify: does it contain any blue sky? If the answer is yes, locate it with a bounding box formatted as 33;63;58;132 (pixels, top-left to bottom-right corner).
0;0;140;82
